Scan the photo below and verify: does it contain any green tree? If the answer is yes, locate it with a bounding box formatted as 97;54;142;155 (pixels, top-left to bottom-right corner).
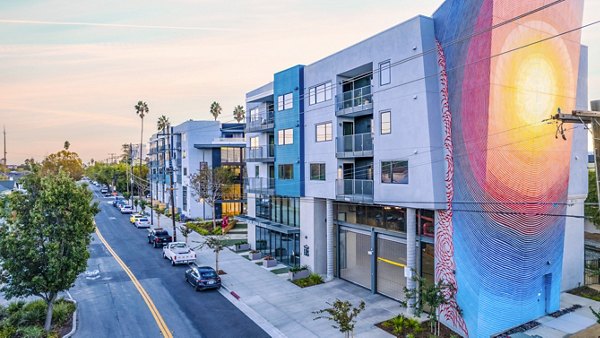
195;235;227;274
41;148;84;181
586;170;600;227
210;101;222;121
189;166;234;230
233;105;245;123
313;299;366;338
0;170;98;332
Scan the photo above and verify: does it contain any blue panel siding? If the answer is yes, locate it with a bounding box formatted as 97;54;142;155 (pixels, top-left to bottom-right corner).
274;65;304;197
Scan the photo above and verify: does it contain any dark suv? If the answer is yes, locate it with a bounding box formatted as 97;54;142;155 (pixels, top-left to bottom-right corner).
147;228;173;248
185;264;221;291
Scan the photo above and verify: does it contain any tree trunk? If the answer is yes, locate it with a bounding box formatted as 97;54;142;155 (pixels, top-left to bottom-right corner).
212;204;216;231
157;212;161;228
44;293;57;332
139;117;144;210
215;251;219;274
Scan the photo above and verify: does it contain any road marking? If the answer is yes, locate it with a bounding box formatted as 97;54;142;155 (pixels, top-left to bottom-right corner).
95;228;173;338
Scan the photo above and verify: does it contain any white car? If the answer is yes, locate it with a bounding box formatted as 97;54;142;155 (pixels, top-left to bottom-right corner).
120;205;133;214
163;242;196;266
135;217;151;229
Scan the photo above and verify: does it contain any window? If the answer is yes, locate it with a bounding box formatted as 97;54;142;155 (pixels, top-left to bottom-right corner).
277;128;294;145
379;60;391;85
278;164;294;180
381;111;391;135
381;161;408;184
309;82;332;105
250;136;259;148
315;122;332;142
250;107;260;121
277;92;293;111
182;186;188;211
310;163;326;181
255;165;260;177
183;167;187;176
221;147;242;163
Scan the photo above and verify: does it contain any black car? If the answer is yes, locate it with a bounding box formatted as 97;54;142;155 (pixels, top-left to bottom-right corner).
147;228;173;248
185;265;221;291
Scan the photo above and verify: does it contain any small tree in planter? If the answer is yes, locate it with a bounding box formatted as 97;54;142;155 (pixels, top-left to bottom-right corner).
154;205;165;228
178;224;193;245
289;265;310;281
249;249;262;260
234;241;250;252
313;299;366;338
139;198;148;215
195;235;227;274
133;198;139;212
263;255;277;268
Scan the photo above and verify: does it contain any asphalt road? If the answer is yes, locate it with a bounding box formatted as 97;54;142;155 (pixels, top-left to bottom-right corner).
72;186;268;338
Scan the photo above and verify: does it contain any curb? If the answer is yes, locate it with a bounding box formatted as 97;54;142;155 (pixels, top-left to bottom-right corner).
63;291;78;338
218;283;287;338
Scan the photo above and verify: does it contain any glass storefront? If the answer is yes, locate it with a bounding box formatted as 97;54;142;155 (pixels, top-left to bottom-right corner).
256;226;300;266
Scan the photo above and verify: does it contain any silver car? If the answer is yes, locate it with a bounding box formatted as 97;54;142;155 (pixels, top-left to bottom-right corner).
135;217;151;228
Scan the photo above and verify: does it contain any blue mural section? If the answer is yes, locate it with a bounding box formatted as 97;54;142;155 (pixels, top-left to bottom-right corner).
273;65;304;197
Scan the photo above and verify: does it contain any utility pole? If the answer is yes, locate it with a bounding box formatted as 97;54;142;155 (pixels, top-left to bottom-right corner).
168;126;177;241
2;125;6;166
553;100;600;205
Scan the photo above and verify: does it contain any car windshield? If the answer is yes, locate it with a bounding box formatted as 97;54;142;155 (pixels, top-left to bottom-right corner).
173;243;187;249
156;231;169;236
138;218;148;222
200;271;217;278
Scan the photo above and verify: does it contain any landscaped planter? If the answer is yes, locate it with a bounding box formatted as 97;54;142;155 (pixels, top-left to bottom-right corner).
288;269;310;281
235;243;251;252
263;259;278;268
249;252;262;260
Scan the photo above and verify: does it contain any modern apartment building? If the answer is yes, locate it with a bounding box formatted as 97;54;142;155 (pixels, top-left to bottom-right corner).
149;120;245;220
241;0;588;337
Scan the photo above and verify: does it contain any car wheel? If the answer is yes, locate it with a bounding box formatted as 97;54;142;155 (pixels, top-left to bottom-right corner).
171;259;175;266
194;284;199;292
162;253;166;259
153;242;157;248
148;238;151;244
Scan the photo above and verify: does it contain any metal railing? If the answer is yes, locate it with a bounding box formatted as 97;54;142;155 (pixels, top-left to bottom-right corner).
214;137;246;143
336;132;373;158
336;85;373;116
247;109;275;132
246;177;275;194
336;179;374;203
246;145;275;162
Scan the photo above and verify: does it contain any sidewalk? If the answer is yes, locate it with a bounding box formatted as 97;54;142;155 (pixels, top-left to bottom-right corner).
149;211;403;337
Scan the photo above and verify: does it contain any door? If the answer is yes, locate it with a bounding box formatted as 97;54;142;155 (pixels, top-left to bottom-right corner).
339;228;372;288
342;122;354;152
343;163;354;195
376;235;407;300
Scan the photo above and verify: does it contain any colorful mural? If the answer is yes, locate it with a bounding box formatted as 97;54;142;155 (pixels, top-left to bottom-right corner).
433;0;584;336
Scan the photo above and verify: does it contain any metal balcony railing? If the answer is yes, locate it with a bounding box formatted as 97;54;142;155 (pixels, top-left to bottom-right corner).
336;132;373;158
336;85;373;117
336;179;374;203
247;109;275;132
246;177;275;194
246;145;275;162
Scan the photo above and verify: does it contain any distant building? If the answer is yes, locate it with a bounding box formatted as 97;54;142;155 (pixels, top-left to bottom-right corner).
148;120;245;220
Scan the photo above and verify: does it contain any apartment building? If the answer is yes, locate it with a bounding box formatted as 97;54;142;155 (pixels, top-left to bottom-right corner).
149;120;245;220
241;0;588;337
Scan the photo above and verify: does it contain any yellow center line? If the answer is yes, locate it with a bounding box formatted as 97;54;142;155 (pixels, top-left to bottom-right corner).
95;227;173;338
377;257;407;268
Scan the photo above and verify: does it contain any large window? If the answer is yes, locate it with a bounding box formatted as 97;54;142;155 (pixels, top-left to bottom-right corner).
182;186;188;211
277;92;293;111
250;136;259;148
379;60;391;86
221;147;243;163
309;82;332;105
277;128;294;145
381;111;391;135
315;122;332;142
250;107;260;121
381;160;408;184
278;164;294;180
310;163;326;181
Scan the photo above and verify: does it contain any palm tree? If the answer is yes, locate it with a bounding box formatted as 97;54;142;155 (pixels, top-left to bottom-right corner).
157;115;170;201
233;105;245;123
210;102;222;121
135;101;149;208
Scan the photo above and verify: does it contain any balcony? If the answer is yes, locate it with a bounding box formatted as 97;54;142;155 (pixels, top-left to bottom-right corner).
336;132;373;158
246;110;275;132
336;179;373;203
246;177;275;195
335;85;373;117
246;145;275;162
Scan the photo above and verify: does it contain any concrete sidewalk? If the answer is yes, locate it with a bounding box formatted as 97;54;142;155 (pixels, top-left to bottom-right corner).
150;211;402;337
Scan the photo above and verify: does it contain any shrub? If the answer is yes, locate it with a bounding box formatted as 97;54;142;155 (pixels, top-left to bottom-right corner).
383;315;422;336
16;325;46;338
293;273;324;288
52;300;76;326
211;228;222;235
289;265;309;273
235;241;248;246
0;325;16;338
20;300;47;326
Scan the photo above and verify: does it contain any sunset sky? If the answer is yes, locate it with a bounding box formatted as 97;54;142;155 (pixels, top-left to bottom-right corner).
1;0;599;164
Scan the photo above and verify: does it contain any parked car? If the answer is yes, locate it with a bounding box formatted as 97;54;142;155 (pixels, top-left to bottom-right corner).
113;196;124;207
134;217;151;229
100;187;108;194
120;205;133;214
130;214;144;224
148;228;173;248
163;242;196;266
185;264;221;291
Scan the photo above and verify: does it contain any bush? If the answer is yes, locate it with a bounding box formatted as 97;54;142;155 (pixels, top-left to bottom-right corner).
293;273;324;288
15;325;46;338
382;314;422;336
0;325;16;338
52;300;75;326
289;265;309;273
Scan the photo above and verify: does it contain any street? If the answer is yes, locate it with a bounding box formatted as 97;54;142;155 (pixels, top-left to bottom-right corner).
70;186;269;338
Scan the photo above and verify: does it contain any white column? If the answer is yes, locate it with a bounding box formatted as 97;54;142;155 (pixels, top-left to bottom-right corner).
326;199;334;281
406;208;417;312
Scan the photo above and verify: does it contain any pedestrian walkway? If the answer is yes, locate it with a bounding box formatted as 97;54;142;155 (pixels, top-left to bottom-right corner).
148;212;403;337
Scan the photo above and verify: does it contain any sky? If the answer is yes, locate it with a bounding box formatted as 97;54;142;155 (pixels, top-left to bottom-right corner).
0;0;599;164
